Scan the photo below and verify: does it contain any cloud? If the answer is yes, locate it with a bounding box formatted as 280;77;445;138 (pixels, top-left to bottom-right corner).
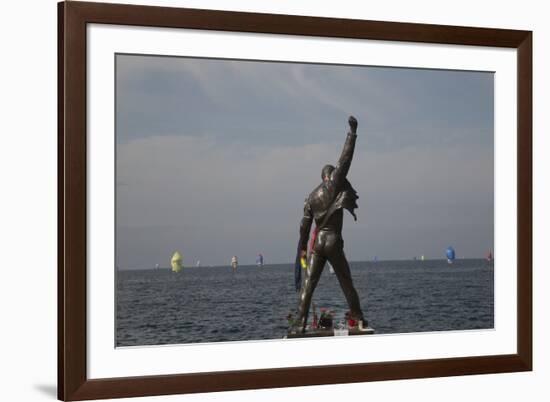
115;55;494;268
116;133;493;268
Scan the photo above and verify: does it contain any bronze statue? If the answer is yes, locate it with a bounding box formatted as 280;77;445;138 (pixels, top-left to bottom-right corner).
294;116;367;333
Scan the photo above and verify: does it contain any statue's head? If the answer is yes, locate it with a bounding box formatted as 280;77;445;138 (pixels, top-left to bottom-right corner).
321;164;335;181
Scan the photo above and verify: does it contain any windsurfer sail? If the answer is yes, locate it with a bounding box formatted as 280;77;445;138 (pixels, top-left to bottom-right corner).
231;256;238;271
446;246;455;264
171;251;183;273
256;253;264;267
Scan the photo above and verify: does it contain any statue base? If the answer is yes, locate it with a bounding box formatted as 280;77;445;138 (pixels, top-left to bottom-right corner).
286;326;375;339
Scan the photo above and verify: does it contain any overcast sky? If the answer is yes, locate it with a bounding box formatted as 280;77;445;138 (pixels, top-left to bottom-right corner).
115;54;494;269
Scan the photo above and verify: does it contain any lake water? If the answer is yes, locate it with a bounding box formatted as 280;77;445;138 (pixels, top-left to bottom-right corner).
116;259;494;346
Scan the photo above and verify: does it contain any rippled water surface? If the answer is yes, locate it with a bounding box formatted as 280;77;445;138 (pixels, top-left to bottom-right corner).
116;259;493;346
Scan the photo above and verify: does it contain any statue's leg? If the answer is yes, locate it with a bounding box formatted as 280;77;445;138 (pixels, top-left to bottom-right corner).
296;253;327;332
328;249;365;322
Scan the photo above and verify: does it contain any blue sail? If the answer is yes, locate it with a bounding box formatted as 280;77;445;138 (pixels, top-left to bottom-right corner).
446;246;456;261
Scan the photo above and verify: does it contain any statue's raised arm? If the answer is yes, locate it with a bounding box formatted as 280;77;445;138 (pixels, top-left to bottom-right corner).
331;116;358;189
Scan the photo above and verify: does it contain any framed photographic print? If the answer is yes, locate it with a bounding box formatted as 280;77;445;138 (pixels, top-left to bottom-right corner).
58;1;532;400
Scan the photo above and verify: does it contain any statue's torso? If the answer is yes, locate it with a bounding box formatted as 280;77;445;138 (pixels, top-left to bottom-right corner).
308;180;344;233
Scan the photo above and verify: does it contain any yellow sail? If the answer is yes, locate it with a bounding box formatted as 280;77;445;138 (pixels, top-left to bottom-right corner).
171;251;183;273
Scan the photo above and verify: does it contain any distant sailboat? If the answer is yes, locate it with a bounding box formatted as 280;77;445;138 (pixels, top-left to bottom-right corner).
446;246;456;265
231;256;238;271
171;251;183;273
196;260;201;267
486;251;493;262
421;255;425;261
155;263;160;270
256;253;264;267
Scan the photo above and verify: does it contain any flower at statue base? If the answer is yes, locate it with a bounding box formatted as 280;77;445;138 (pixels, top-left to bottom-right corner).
318;308;334;329
345;311;358;328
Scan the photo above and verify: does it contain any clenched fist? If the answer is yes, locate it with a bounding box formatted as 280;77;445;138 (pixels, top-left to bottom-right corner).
348;116;358;134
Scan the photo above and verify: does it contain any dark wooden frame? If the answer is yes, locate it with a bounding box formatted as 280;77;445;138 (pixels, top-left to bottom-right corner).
58;1;532;400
